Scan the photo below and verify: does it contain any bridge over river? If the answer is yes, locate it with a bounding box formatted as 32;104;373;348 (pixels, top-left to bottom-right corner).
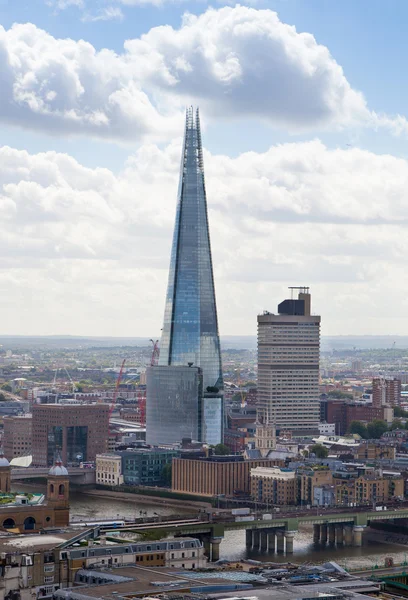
94;505;408;560
11;467;95;484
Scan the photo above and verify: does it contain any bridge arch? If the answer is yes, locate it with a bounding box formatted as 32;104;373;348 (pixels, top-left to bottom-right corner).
24;516;36;531
3;518;15;529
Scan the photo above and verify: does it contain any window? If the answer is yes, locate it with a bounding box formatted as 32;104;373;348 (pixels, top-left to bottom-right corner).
171;553;174;559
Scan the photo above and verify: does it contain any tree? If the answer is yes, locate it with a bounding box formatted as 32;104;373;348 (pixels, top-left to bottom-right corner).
161;463;172;486
310;444;329;458
367;419;388;439
394;406;408;418
0;393;6;402
213;443;230;455
389;419;402;431
327;390;353;400
1;384;11;392
348;421;368;439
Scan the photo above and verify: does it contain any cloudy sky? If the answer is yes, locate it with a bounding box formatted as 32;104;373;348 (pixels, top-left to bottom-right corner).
1;0;408;338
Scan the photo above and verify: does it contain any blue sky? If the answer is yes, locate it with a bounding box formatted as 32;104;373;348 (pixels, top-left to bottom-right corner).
1;0;408;336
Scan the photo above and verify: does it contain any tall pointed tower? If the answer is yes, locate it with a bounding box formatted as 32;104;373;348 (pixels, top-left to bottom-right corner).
147;108;223;446
159;107;223;392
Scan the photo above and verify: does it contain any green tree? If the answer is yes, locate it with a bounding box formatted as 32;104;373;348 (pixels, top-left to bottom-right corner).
348;421;368;439
394;406;408;418
327;390;353;400
1;384;12;392
161;463;172;486
367;419;388;439
213;443;230;455
310;444;329;458
389;419;402;431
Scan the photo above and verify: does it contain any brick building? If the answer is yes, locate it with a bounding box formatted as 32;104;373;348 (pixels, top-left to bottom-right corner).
250;466;297;504
297;465;333;505
355;441;396;461
323;399;393;435
334;473;404;505
32;404;109;467
3;414;32;460
172;456;285;496
372;377;401;407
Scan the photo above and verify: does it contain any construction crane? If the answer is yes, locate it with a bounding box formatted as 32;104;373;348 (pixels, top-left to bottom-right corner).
150;339;160;366
110;359;126;416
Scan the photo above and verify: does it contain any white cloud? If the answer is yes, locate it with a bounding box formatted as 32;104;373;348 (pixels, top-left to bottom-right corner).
3;6;408;141
82;6;124;21
46;0;84;9
1;140;408;336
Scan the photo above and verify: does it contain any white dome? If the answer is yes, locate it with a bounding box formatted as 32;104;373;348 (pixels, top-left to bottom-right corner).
49;461;68;476
0;448;9;467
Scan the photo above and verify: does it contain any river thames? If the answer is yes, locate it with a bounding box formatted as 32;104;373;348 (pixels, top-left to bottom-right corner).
13;484;408;571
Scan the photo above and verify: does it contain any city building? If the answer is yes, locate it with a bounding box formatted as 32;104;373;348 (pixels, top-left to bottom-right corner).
146;365;203;445
257;287;320;437
0;455;69;532
96;454;124;486
250;466;297;504
32;404;109;466
147;107;223;447
322;398;394;435
65;538;206;580
172;455;285;496
333;472;404;505
118;447;177;486
318;422;336;435
297;465;333;505
373;377;401;407
3;414;32;460
355;441;396;461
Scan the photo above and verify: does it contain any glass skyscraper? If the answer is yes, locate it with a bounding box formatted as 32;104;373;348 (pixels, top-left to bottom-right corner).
159;107;223;393
147;107;223;445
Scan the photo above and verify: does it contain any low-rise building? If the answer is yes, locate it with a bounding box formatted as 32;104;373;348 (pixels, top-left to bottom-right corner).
63;537;206;582
355;441;396;461
297;465;333;505
333;472;404;505
172;456;285;496
3;414;32;460
119;447;177;486
250;466;297;504
96;454;123;486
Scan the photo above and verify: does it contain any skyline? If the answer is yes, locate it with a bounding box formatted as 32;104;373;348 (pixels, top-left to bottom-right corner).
1;2;408;337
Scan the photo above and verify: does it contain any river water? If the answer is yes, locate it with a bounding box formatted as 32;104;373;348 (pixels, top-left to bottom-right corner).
13;484;408;571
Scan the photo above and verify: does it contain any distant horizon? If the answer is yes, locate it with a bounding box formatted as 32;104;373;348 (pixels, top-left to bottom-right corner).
1;334;408;352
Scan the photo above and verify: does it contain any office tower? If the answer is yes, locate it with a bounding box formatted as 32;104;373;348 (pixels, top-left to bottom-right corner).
257;287;320;437
3;415;32;460
32;404;109;466
147;108;223;445
372;377;401;407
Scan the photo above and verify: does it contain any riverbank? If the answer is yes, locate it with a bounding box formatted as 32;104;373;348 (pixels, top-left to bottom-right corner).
79;488;212;511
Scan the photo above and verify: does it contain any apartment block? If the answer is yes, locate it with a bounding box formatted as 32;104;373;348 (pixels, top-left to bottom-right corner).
250;466;297;504
257;287;320;436
32;404;109;467
3;415;32;460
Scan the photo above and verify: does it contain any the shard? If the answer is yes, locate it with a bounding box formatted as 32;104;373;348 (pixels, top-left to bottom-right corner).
159;107;223;392
146;108;223;446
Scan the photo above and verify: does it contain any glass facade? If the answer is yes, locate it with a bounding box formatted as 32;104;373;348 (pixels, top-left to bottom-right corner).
146;365;203;446
119;448;178;486
47;426;63;466
159;107;223;392
66;425;88;463
202;396;223;445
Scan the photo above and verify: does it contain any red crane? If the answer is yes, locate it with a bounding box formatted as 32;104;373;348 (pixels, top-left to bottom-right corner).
110;359;126;417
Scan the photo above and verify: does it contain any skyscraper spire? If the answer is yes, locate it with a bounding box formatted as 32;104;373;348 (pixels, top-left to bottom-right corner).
159;107;223;392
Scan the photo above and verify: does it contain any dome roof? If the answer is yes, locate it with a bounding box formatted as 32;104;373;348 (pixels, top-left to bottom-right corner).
49;459;68;477
0;448;9;468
